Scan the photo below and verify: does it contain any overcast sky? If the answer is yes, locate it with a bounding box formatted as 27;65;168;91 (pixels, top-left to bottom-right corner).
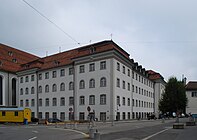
0;0;197;82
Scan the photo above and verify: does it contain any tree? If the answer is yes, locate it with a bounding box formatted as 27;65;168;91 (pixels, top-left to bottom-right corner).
159;77;187;116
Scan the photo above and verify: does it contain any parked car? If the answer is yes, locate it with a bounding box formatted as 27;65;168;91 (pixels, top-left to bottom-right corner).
47;118;63;123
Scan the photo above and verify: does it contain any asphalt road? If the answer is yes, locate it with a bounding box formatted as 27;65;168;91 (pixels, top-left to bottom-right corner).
0;118;196;140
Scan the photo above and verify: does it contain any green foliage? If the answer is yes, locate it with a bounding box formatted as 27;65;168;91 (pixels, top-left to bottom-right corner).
159;77;187;114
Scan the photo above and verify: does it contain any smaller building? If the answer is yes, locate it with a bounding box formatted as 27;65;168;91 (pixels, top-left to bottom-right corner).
186;81;197;115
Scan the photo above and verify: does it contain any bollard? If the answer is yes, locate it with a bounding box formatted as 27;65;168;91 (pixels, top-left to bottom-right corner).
94;130;100;140
73;123;77;129
64;123;67;129
89;128;95;139
162;118;165;123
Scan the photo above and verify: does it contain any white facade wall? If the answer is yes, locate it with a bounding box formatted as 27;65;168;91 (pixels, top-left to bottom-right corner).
113;59;132;120
154;81;165;117
0;71;18;107
75;59;112;121
17;52;158;121
132;71;154;119
186;90;197;114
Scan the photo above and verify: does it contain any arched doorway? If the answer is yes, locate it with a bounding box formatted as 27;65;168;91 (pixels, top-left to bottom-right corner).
0;76;3;105
12;78;17;106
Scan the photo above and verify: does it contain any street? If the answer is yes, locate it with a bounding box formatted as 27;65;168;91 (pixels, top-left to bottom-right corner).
0;118;196;140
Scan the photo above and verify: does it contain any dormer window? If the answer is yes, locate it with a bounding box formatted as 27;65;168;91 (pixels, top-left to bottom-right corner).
25;64;30;68
12;58;17;63
8;51;13;56
0;61;2;66
54;60;60;65
90;47;96;53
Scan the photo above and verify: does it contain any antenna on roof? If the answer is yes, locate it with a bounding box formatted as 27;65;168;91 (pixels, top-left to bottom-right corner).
46;51;48;57
110;33;113;40
59;47;61;53
89;40;92;44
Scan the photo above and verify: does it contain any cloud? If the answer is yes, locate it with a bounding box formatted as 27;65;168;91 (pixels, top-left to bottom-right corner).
0;0;197;82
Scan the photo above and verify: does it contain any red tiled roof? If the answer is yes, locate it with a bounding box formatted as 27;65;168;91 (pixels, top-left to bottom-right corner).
186;81;197;90
147;70;163;80
18;40;130;72
0;43;40;73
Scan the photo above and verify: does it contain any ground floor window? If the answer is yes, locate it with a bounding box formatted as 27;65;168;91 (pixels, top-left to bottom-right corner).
100;112;106;121
32;112;35;118
38;112;42;119
128;112;130;120
69;112;74;120
79;112;85;121
45;112;49;119
123;112;126;120
60;112;65;121
53;112;57;119
132;112;135;119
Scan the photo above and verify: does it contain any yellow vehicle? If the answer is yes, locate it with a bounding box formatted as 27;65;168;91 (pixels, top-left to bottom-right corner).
0;107;31;123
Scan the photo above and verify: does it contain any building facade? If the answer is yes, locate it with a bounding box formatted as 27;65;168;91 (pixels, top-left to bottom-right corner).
0;40;165;121
186;81;197;115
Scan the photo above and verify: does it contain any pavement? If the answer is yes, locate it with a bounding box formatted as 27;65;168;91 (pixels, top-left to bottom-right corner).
1;118;196;140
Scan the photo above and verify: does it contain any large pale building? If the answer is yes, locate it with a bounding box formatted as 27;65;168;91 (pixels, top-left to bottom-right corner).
186;81;197;115
0;40;165;121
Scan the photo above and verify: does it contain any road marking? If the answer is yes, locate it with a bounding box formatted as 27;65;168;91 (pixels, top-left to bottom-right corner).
142;128;171;140
32;130;38;133
49;128;89;138
28;137;37;140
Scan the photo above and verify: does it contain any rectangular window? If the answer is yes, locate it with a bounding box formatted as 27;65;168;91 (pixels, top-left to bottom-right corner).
117;96;120;105
79;112;85;121
31;99;35;107
38;112;42;119
14;111;18;116
128;69;130;77
45;112;49;120
192;92;197;97
52;71;57;78
53;112;57;119
25;76;29;82
79;96;85;105
2;111;6;116
60;112;65;121
132;85;134;92
89;63;95;72
38;74;42;80
100;112;106;121
69;67;74;75
132;71;134;79
123;66;125;74
60;69;65;77
31;75;34;81
123;112;126;120
128;83;130;91
117;62;120;71
20;77;23;83
20;100;23;107
117;78;120;87
100;94;106;105
122;97;125;105
69;97;74;105
45;98;49;106
128;98;130;106
89;95;95;105
79;65;85;73
122;81;125;89
100;61;106;70
45;72;49;79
